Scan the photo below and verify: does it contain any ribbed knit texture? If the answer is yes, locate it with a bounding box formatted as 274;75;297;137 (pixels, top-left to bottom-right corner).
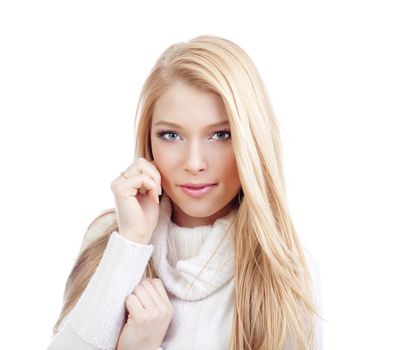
150;193;237;301
47;193;323;350
68;232;154;349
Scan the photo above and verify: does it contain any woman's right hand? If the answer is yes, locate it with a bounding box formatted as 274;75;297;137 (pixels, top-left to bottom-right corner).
110;157;162;244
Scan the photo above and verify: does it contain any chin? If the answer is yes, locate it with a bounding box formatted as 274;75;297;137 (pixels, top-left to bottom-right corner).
170;193;217;214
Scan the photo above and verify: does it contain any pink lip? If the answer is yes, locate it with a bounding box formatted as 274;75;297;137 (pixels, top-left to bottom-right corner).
180;183;216;188
180;184;217;197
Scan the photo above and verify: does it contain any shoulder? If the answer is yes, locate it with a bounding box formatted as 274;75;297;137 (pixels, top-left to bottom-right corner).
79;209;117;253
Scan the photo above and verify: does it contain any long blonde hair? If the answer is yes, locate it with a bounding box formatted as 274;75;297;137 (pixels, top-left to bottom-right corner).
53;35;320;349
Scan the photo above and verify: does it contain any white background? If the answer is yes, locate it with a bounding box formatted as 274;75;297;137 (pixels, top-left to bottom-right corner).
1;1;393;349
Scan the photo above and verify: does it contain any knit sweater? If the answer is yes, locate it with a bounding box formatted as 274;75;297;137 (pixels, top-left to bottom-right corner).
47;193;323;349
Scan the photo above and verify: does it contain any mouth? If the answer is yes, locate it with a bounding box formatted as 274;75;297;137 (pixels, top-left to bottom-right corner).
179;184;217;197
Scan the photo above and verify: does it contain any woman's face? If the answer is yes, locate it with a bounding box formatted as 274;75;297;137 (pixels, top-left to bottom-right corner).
150;80;241;227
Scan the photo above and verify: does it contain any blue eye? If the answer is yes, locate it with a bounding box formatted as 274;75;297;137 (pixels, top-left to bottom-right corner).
157;130;181;141
156;130;231;142
212;130;231;141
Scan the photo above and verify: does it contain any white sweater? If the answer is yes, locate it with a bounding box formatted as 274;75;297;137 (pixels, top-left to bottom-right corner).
47;193;323;349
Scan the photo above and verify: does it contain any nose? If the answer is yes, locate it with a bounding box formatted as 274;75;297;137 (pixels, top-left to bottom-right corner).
184;139;207;174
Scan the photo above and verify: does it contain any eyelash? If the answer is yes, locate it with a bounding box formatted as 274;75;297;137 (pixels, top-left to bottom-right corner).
156;129;232;142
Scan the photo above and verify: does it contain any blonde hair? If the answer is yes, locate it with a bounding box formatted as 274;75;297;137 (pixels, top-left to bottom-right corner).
53;35;320;349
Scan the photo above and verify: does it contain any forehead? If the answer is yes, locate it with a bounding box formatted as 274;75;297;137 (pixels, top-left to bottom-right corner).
152;80;228;128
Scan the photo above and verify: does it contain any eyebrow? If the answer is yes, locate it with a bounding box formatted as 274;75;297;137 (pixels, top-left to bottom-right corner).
154;120;230;129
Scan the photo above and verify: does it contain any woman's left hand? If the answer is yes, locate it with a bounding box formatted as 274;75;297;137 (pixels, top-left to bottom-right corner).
116;278;173;350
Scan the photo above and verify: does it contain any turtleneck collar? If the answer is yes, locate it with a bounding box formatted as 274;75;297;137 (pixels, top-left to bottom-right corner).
149;192;237;301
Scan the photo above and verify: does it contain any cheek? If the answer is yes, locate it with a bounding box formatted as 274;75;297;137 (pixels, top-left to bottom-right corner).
219;152;240;182
152;137;181;165
151;141;176;179
151;138;166;163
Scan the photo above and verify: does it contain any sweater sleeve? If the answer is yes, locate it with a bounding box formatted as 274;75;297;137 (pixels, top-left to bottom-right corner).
47;231;154;350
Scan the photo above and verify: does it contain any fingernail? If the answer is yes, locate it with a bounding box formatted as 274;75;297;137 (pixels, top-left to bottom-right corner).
158;185;162;195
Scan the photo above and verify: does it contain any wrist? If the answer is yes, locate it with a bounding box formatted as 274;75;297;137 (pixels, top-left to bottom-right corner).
118;232;151;245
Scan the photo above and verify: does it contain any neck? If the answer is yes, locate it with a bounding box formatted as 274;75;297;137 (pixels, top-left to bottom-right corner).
170;196;239;228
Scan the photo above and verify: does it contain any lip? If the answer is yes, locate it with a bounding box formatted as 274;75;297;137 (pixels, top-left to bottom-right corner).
180;184;217;198
180;183;216;188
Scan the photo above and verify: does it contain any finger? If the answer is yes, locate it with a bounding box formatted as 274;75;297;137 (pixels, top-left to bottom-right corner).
136;158;162;194
150;278;172;305
139;279;167;308
133;281;157;311
114;172;156;196
112;173;155;197
125;294;144;316
122;164;161;196
124;158;161;193
126;173;159;203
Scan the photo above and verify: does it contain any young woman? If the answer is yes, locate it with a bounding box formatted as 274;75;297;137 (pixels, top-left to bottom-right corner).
47;35;323;350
